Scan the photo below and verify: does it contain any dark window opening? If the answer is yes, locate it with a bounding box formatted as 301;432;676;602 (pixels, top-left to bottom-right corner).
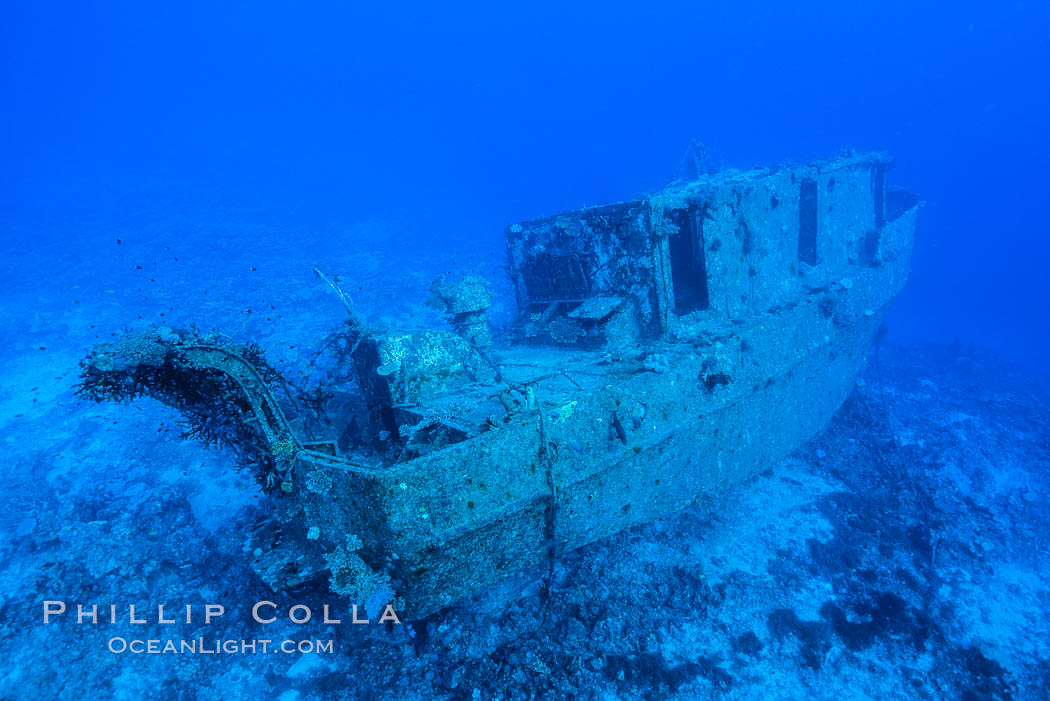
798;180;818;265
520;252;593;302
873;164;887;227
669;208;709;314
859;228;880;267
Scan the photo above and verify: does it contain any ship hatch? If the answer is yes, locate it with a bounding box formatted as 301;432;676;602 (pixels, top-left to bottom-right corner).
668;208;709;314
798;179;818;265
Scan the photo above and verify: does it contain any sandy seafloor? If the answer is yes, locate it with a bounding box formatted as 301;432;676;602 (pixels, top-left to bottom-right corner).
1;192;1048;700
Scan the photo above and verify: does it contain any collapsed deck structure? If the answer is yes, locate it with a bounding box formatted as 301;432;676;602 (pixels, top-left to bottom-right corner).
78;151;919;618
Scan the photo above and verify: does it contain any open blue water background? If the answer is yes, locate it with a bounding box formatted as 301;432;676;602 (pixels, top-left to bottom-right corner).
2;2;1049;699
5;1;1048;371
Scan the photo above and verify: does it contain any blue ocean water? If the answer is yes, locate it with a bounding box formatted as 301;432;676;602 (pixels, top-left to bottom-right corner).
2;2;1048;699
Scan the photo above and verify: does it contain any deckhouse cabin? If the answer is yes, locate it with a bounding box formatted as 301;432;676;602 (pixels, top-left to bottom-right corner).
506;151;915;349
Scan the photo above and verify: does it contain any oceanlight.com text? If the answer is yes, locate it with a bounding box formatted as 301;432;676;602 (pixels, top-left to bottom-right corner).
107;637;335;655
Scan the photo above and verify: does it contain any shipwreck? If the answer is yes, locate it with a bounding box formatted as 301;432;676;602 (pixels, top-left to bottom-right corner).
78;150;919;619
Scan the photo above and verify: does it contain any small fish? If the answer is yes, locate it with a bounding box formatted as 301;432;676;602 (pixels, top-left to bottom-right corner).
611;412;627;445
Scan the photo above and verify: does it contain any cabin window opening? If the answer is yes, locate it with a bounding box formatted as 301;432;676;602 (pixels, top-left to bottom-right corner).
873;164;887;227
520;252;593;303
668;208;709;314
859;228;880;267
798;180;818;265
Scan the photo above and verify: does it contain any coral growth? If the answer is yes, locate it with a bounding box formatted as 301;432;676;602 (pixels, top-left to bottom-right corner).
323;534;395;618
76;329;291;490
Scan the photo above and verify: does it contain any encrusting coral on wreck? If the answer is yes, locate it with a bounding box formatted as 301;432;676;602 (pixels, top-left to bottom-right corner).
324;534;399;619
76;327;293;491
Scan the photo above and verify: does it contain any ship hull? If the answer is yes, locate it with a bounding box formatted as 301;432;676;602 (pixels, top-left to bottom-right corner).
285;203;918;618
77;152;919;620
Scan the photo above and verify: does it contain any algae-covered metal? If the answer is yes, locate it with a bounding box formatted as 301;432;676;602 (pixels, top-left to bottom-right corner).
78;151;919;619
